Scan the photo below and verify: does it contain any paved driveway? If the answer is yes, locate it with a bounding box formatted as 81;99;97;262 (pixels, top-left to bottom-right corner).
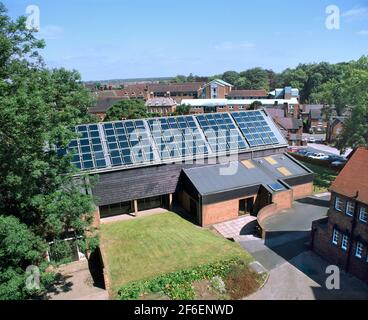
214;195;368;300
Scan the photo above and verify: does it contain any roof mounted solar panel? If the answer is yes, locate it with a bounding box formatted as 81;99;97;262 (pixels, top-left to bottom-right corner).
231;110;286;147
147;115;211;161
195;112;249;153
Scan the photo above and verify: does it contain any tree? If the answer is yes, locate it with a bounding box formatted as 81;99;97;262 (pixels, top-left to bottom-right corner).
0;3;97;299
240;68;270;91
222;71;239;86
249;101;263;110
105;99;148;121
175;104;192;115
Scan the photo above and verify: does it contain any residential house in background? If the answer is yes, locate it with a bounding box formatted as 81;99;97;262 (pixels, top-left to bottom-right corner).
148;82;204;102
308;109;327;133
312;147;368;284
145;97;177;116
89;97;128;121
326;117;346;143
266;108;304;146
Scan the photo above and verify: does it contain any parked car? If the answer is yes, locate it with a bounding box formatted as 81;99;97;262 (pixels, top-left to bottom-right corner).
297;149;309;156
308;137;316;143
287;146;301;153
331;160;347;167
327;155;347;163
309;153;329;160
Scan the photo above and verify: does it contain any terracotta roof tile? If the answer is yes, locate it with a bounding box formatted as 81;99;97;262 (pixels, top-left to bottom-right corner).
330;147;368;204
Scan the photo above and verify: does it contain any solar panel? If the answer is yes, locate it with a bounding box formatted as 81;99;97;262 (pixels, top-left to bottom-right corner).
231;111;280;147
195;113;248;152
102;120;157;166
147;115;210;160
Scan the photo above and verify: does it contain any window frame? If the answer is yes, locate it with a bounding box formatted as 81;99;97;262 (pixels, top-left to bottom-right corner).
345;201;354;217
359;207;368;223
332;229;340;245
341;234;349;251
335;196;343;212
355;242;364;259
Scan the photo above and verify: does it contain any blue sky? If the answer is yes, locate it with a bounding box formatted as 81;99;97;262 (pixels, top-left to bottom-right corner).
4;0;368;81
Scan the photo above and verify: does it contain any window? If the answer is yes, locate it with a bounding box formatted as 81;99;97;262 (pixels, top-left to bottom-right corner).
341;235;349;251
355;242;364;259
359;207;368;223
335;197;343;212
332;229;340;245
345;201;354;217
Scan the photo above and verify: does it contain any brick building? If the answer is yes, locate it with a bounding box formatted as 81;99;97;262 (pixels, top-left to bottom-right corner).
145;97;177;115
199;79;233;99
65;110;313;227
226;89;268;100
312;147;368;283
308;109;328;133
326;117;345;143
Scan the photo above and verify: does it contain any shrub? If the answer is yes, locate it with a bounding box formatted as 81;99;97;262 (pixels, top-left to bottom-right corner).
117;257;244;300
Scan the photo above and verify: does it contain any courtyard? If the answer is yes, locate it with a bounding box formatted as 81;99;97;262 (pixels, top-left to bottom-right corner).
99;212;255;297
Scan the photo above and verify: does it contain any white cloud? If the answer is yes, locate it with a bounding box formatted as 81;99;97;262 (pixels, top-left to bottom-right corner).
215;41;256;51
357;30;368;36
37;25;64;40
342;6;368;20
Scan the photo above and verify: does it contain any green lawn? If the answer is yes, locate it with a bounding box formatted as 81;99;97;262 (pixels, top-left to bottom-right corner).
100;213;252;294
300;161;338;193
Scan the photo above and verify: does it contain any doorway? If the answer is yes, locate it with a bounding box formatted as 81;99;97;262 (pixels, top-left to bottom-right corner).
239;198;254;216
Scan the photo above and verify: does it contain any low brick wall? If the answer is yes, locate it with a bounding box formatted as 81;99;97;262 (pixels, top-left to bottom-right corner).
257;203;278;239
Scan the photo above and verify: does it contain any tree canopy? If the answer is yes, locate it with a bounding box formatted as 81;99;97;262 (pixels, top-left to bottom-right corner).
104;99;148;121
0;3;97;299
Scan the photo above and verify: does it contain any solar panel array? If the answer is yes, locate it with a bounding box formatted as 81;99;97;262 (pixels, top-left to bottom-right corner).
61;110;286;172
147;116;209;160
232;111;280;147
196;113;248;152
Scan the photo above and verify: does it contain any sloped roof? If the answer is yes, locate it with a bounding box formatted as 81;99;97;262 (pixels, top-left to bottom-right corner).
227;89;268;98
148;82;203;93
265;108;285;119
276;117;302;130
330;147;368;204
145;97;177;107
89;97;127;113
310;109;323;120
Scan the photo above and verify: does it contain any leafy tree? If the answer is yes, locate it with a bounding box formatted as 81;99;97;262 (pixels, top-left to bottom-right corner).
175;104;192;115
0;215;55;300
239;68;270;91
173;75;187;83
0;3;97;299
221;71;239;86
105;99;148;121
249;101;263;110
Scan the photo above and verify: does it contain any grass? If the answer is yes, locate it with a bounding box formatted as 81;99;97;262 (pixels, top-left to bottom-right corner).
299;161;338;193
100;212;252;295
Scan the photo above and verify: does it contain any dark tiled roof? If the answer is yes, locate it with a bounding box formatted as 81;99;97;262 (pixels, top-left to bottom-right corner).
310;109;323;120
227;89;268;98
330;148;368;204
275;117;302;130
302;104;324;113
148;82;204;93
89;97;127;113
265;108;285;119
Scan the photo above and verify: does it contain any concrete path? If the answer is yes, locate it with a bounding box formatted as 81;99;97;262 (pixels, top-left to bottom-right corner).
47;260;109;300
214;195;368;300
262;195;330;232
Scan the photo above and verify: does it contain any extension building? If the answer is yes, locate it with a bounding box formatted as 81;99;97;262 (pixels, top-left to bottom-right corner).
63;110;314;227
312;147;368;283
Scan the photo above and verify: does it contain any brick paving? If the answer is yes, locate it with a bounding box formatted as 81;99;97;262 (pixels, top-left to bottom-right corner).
213;215;257;238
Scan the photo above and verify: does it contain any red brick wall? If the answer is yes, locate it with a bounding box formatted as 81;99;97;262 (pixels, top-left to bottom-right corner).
292;182;313;200
272;189;293;210
202;194;257;226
